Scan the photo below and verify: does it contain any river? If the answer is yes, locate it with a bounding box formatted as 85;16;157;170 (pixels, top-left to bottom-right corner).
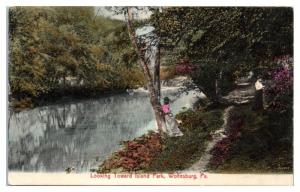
8;87;203;172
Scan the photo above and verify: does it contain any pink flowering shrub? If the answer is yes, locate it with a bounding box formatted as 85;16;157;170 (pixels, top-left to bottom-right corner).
175;59;197;75
209;118;244;167
272;67;293;92
265;56;293;113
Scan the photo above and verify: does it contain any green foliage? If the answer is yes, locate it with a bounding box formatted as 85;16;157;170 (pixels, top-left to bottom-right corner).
152;7;293;68
9;7;143;109
209;104;293;173
151;7;293;102
176;109;223;132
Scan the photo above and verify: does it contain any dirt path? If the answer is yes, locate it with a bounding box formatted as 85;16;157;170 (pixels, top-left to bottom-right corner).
185;81;255;172
185;106;234;172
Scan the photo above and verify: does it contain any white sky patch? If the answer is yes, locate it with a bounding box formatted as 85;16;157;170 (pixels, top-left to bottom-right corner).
94;7;153;20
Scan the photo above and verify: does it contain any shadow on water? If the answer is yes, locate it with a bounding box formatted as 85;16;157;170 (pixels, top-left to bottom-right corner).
8;88;203;172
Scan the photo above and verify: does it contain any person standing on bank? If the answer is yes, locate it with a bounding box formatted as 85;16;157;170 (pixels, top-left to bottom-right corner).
252;78;265;111
161;97;184;137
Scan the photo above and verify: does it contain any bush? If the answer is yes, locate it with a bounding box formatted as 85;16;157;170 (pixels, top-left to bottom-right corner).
208;104;293;173
98;131;162;173
175;58;196;75
265;66;293;113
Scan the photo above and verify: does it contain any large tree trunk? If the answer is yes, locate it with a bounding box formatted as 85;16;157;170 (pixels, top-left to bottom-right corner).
125;7;165;133
154;42;161;100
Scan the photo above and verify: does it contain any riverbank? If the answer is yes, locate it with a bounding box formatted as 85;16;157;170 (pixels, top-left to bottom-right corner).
96;81;293;174
97;104;224;173
9;74;189;112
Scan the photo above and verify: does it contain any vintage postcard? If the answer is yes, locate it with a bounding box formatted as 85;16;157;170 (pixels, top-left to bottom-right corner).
7;6;293;186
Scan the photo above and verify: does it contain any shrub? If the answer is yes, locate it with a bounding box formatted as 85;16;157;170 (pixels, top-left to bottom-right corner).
265;66;293;113
175;59;196;75
98;131;162;173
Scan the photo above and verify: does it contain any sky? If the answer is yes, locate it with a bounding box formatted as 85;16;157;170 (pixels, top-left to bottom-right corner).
94;7;153;20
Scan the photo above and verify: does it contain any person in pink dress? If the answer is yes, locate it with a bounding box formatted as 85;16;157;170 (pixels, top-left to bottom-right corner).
162;100;171;114
161;97;183;137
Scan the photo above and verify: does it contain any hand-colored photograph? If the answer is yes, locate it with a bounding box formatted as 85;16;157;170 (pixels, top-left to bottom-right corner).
7;6;293;185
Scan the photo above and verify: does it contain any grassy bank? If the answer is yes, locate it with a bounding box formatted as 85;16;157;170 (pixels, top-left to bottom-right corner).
208;104;293;173
145;108;223;172
97;101;292;174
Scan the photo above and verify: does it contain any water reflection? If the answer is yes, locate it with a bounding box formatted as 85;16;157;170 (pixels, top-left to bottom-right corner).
8;88;202;172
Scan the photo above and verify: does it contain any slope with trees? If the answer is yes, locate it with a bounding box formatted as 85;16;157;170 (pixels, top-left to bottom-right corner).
9;7;144;110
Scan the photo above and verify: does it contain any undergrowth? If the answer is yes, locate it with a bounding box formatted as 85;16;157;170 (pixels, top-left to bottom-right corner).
208;104;293;173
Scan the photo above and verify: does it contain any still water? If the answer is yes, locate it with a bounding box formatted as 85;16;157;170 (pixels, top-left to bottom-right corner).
8;87;202;172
